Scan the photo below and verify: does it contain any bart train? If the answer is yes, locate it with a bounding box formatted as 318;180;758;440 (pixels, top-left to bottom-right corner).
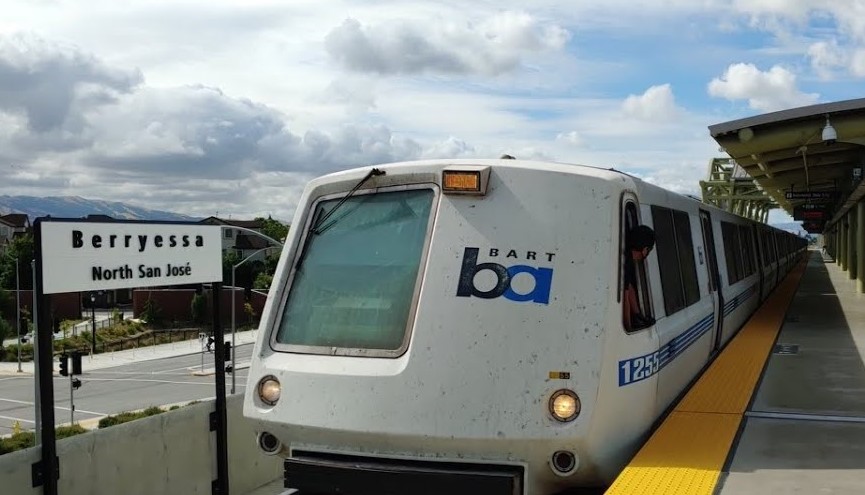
243;159;805;495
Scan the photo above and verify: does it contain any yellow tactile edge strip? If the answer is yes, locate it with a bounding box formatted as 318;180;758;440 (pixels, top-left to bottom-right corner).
605;257;808;495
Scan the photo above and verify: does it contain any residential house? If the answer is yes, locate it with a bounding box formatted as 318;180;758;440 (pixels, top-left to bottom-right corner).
198;217;281;262
0;213;30;252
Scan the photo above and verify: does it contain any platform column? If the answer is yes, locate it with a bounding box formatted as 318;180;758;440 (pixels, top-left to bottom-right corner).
858;201;865;292
850;207;858;280
832;226;837;258
841;217;850;272
839;218;846;269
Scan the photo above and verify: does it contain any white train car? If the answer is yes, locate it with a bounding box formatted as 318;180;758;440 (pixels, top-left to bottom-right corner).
243;159;805;494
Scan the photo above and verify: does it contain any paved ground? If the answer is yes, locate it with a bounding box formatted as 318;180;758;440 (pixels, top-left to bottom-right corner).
0;329;258;432
719;253;865;494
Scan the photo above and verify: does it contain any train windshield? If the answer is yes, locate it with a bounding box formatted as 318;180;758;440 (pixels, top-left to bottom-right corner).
275;188;435;355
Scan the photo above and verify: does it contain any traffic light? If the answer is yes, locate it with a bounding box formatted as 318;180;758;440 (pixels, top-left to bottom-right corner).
59;354;69;377
71;352;82;376
223;341;232;362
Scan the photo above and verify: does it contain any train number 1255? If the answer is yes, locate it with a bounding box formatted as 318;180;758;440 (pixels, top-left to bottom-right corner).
618;351;661;386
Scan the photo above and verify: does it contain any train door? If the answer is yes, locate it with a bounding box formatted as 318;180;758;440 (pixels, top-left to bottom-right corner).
699;210;724;354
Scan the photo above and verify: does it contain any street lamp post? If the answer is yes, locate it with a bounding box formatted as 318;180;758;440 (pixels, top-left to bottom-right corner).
219;225;284;394
15;258;21;373
90;293;96;354
230;247;271;394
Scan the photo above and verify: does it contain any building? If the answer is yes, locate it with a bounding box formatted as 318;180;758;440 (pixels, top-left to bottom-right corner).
198;217;281;262
0;213;30;251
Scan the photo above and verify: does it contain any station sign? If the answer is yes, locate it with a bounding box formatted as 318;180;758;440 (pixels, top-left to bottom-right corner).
793;204;828;221
802;221;825;234
39;220;223;294
784;191;836;201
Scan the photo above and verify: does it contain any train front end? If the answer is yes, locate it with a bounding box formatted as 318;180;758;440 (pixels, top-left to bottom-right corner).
243;160;620;494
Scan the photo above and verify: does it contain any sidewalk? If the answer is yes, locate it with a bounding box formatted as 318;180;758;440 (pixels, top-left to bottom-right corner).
0;329;260;376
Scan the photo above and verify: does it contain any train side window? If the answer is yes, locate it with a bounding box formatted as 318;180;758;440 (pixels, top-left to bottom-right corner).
721;221;744;284
673;211;699;306
651;206;698;316
764;231;775;264
621;201;653;331
738;225;754;277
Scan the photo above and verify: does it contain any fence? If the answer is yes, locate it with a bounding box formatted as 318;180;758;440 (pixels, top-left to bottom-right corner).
58;328;205;356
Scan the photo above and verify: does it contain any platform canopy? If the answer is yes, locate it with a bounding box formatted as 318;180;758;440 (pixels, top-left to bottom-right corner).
709;98;865;233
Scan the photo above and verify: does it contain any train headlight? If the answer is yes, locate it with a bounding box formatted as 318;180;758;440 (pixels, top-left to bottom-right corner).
549;389;580;422
257;375;281;406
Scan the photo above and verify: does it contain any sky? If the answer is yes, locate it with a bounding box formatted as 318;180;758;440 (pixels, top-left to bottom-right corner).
2;1;865;224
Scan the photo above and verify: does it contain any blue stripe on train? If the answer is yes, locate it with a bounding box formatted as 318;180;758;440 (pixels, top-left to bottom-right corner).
618;285;756;386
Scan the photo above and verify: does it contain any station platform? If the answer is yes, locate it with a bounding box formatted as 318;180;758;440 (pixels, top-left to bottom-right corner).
606;250;865;494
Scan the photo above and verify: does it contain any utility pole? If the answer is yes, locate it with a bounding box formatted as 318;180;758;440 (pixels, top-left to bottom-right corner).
15;258;21;373
90;293;96;354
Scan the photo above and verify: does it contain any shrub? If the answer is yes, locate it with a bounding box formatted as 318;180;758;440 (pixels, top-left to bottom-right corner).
0;316;10;346
253;272;273;291
0;425;86;455
0;342;33;362
243;302;256;324
98;406;165;429
141;297;162;326
0;431;34;454
190;293;207;324
56;424;87;439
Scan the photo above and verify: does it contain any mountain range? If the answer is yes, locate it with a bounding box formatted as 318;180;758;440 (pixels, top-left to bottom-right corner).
0;195;197;222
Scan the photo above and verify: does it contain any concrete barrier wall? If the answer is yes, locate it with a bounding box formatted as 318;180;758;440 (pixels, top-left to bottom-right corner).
0;394;281;495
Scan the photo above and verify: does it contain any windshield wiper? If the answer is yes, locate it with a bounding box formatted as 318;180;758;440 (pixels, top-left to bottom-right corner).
294;167;386;270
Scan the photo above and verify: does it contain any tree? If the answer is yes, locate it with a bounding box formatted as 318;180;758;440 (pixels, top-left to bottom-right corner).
222;250;242;285
190;293;207;324
254;272;273;290
0;234;34;290
255;216;289;244
141;296;162;326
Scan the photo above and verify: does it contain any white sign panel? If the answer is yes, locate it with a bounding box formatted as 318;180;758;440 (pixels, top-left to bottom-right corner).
40;221;223;294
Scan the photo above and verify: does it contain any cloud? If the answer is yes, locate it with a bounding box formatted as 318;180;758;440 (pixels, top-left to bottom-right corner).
852;48;865;77
622;84;681;121
555;130;584;146
0;34;142;132
421;136;477;158
807;39;846;80
707;62;819;111
731;0;816;23
324;12;570;76
0;34;469;219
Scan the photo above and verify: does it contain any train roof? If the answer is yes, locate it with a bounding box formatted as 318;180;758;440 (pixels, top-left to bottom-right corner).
316;158;638;184
310;158;802;237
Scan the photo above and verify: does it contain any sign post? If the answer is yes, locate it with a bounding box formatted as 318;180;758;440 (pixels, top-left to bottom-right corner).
32;218;224;495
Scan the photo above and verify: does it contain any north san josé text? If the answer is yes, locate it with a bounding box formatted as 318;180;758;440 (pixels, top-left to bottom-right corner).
92;263;193;281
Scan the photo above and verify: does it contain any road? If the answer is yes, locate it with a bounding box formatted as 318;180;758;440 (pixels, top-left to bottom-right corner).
0;343;253;433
